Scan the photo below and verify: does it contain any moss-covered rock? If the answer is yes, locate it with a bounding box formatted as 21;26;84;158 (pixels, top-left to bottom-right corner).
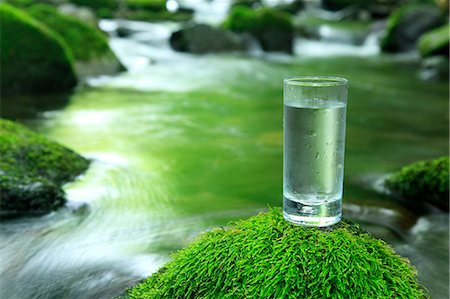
419;55;449;81
170;23;246;54
223;6;293;53
418;24;449;58
125;208;428;298
381;4;445;52
27;4;124;77
385;157;449;211
0;3;77;95
0;118;89;217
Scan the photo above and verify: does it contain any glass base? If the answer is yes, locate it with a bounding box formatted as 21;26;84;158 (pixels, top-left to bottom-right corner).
283;196;342;227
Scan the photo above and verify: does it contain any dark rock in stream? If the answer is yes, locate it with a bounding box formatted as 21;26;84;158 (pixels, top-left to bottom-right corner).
381;4;446;53
419;56;449;82
170;24;246;54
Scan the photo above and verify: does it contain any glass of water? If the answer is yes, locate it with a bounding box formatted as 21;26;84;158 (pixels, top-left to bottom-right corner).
283;76;348;227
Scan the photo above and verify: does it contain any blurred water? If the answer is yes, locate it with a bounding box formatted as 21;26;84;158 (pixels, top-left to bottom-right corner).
1;15;448;299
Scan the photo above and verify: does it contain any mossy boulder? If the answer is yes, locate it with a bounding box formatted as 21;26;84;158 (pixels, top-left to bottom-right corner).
381;4;445;52
0;3;77;95
125;208;428;298
385;156;449;211
27;4;124;77
0;119;89;218
418;24;449;58
170;24;246;54
223;6;293;53
419;55;449;81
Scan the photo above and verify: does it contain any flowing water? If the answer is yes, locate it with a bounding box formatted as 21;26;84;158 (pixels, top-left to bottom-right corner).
1;9;449;299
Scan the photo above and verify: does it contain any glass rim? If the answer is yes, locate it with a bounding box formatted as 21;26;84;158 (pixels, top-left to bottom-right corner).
284;76;348;87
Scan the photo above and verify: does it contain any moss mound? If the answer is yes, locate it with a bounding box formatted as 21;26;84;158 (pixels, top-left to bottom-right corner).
27;4;111;61
385;156;449;210
223;6;293;52
418;24;450;58
27;4;124;76
0;118;89;217
0;3;77;95
126;209;428;299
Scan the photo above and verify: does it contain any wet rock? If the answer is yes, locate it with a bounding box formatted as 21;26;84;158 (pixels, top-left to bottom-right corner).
170;23;246;54
0;119;89;218
0;175;65;218
381;4;445;52
0;3;77;95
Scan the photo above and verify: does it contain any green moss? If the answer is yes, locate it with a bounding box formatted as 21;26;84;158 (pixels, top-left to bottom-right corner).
0;3;77;95
224;6;292;34
69;0;118;12
418;24;450;57
126;0;166;11
3;0;34;8
126;208;428;299
385;156;449;210
27;4;113;61
0;118;89;217
223;6;293;52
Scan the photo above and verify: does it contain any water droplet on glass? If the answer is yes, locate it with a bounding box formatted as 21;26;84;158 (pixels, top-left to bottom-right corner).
306;130;316;137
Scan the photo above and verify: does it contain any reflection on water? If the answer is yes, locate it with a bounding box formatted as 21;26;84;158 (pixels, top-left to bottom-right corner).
1;16;448;299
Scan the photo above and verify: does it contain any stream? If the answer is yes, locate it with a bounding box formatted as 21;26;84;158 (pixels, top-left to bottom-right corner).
1;2;449;298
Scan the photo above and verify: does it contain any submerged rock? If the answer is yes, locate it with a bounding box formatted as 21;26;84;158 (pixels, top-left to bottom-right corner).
0;119;89;218
419;55;449;81
124;208;428;298
170;23;246;54
0;3;77;95
381;4;445;52
28;4;125;77
223;6;294;53
385;157;449;211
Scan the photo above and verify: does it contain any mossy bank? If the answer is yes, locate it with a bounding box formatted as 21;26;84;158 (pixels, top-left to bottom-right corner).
124;208;428;299
385;156;449;211
0;119;89;217
0;3;77;95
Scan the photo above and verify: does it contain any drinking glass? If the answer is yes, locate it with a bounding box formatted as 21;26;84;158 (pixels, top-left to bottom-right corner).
283;76;348;226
